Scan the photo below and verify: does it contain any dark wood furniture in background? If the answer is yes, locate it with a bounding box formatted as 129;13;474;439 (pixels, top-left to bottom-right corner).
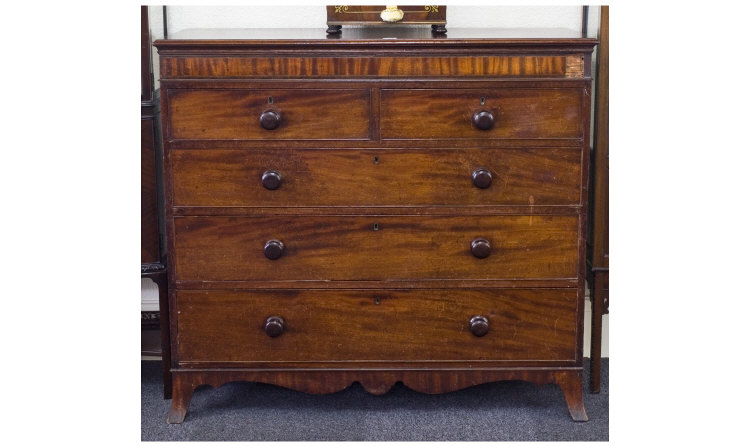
587;5;609;393
325;5;447;34
141;5;171;399
154;28;597;423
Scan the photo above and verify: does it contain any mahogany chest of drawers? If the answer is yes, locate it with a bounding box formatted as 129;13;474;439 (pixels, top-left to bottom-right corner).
154;28;597;424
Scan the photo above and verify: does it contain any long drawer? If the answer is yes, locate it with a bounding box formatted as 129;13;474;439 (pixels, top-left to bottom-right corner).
166;89;371;140
173;215;579;282
380;88;583;139
175;289;578;363
171;147;582;207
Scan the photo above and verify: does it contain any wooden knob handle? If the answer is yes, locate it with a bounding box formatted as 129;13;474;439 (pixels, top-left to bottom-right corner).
264;239;285;260
262;170;282;190
472;110;495;130
260;110;281;130
264;316;285;337
471;238;491;259
472;168;492;189
470;316;489;337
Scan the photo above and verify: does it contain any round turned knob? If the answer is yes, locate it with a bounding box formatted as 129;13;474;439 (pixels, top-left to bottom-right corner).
260;110;281;130
261;170;282;190
472;168;492;189
470;315;489;337
472;110;495;130
264;239;285;260
471;238;491;259
264;316;285;337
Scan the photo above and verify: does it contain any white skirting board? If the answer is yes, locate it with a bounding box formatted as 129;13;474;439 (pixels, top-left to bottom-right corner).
583;297;609;358
141;278;160;312
141;279;609;358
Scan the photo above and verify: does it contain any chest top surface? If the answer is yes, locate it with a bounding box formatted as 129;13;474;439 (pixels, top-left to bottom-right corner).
154;28;596;80
155;27;596;51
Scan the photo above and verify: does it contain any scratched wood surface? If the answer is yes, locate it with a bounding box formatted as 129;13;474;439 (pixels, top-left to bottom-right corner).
380;88;583;139
173;215;579;282
171;147;582;207
175;288;577;363
167;89;370;140
155;30;596;423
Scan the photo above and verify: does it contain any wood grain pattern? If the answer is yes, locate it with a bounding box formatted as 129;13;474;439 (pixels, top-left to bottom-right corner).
171;206;581;217
176;289;577;363
160;55;570;79
167;89;370;140
174;279;578;291
565;55;584;78
171;148;582;207
156;29;596;423
167;367;587;423
555;369;588;421
380;89;582;139
173;215;579;282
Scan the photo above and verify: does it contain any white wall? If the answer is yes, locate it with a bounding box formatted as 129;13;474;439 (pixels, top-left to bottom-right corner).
143;5;607;357
165;5;585;31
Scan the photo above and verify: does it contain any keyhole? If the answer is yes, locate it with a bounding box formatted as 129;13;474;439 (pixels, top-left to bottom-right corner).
373;223;380;231
374;297;381;305
374;156;379;165
268;96;273;104
480;96;486;105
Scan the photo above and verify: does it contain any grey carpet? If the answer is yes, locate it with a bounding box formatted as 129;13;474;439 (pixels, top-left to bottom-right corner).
142;359;608;441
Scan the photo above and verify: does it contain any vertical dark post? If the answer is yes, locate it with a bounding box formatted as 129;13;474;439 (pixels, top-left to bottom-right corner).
163;6;168;39
581;6;589;37
590;5;609;394
142;4;172;399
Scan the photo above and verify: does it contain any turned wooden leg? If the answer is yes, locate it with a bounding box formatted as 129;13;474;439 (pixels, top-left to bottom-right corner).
167;374;194;424
590;271;604;393
555;371;588;422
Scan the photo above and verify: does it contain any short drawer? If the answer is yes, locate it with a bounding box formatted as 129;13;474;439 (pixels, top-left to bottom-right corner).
172;148;582;207
175;289;578;364
173;215;579;282
166;89;370;140
380;88;583;139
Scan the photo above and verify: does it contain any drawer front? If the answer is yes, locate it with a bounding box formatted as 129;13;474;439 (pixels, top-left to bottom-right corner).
380;89;582;139
174;215;579;281
160;55;582;79
176;289;578;363
172;148;582;207
167;89;370;140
